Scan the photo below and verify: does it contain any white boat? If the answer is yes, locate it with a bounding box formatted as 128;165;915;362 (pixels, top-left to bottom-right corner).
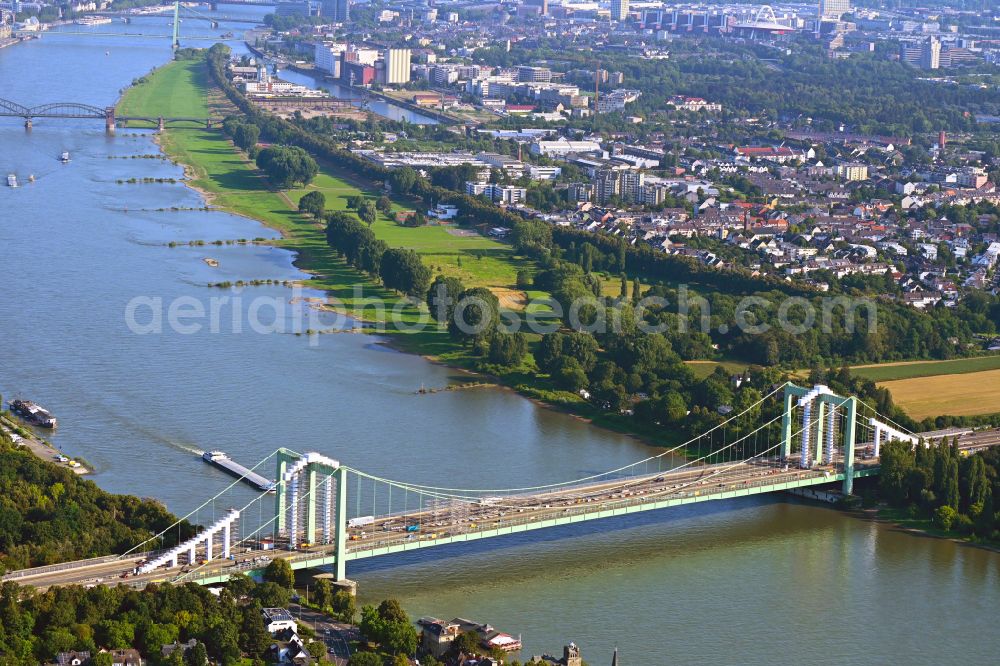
60;151;70;163
7;174;17;188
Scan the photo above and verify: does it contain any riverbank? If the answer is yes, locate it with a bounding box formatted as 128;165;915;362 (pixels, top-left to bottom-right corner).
115;57;694;450
0;413;91;474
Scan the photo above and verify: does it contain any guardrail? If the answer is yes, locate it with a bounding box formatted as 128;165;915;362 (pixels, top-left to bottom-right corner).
346;467;844;554
1;547;168;581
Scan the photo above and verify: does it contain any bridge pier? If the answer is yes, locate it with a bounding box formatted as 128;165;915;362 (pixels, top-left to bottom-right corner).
157;117;165;132
23;118;31;131
105;107;116;133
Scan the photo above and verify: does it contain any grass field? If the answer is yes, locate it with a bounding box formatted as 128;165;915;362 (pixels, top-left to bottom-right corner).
114;57;545;361
848;355;1000;382
288;171;529;294
684;360;750;380
879;368;1000;419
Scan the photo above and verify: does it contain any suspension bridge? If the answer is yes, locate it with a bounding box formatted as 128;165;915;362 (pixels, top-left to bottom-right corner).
2;382;988;591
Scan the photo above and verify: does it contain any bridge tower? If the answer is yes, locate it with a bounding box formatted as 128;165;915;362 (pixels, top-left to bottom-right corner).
105;107;116;133
171;1;180;49
274;450;348;579
781;383;858;494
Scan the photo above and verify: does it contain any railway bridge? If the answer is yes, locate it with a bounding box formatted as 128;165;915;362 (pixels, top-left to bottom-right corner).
0;98;217;131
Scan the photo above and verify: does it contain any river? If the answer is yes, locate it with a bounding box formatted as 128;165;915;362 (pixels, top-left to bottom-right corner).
0;7;998;665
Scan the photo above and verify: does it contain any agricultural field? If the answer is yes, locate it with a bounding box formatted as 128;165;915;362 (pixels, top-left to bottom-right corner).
879;369;1000;420
684;360;750;380
850;355;1000;382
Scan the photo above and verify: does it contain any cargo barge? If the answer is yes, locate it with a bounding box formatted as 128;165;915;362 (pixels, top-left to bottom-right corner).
202;450;276;492
8;399;57;428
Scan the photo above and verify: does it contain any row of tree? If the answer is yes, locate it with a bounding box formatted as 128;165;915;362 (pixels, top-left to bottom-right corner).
879;439;998;538
324;212;431;298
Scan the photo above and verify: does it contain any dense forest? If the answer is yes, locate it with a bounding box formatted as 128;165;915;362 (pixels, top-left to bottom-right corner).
878;439;999;541
0;574;313;665
0;427;192;573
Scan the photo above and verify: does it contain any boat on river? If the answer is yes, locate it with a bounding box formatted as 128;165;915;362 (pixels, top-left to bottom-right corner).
202;450;276;492
9;399;57;428
60;151;70;163
7;174;17;187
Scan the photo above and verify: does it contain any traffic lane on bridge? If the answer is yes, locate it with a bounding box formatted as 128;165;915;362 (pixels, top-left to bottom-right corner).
345;462;840;553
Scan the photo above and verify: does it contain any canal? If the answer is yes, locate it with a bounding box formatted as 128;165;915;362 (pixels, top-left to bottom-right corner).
0;7;997;664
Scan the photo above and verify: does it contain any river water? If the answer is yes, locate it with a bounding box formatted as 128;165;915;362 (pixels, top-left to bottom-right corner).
0;7;998;665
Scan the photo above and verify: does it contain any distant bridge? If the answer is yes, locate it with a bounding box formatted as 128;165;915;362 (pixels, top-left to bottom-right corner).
0;99;217;130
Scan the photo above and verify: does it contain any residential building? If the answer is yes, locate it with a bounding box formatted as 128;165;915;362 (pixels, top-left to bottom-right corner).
54;652;91;666
465;182;527;204
418;617;522;659
384;48;411;85
263;608;298;635
834;163;869;181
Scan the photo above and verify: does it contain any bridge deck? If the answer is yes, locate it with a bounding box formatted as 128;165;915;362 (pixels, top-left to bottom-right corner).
3;458;877;590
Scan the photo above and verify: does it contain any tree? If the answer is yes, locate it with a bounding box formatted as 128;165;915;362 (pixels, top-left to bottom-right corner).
358;200;378;227
377;598;408;624
516;269;532;289
449;287;500;345
389;166;417;194
231;123;260;152
488;332;527;367
298;191;326;218
92;653;114;666
185;642;209;666
934;505;957;531
252;581;291;608
376;195;392;215
348;653;382;666
307;641;328;660
381;620;418;656
313;578;334;610
427;275;465;323
553;357;588;392
331;590;357;623
381;248;432;297
452;630;481;656
255;145;318;188
240;603;272;659
263;558;294;588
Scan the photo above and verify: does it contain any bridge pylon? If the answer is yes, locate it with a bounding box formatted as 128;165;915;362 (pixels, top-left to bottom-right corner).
105;107;116;133
782;383;858;494
171;1;180;50
274;450;348;580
